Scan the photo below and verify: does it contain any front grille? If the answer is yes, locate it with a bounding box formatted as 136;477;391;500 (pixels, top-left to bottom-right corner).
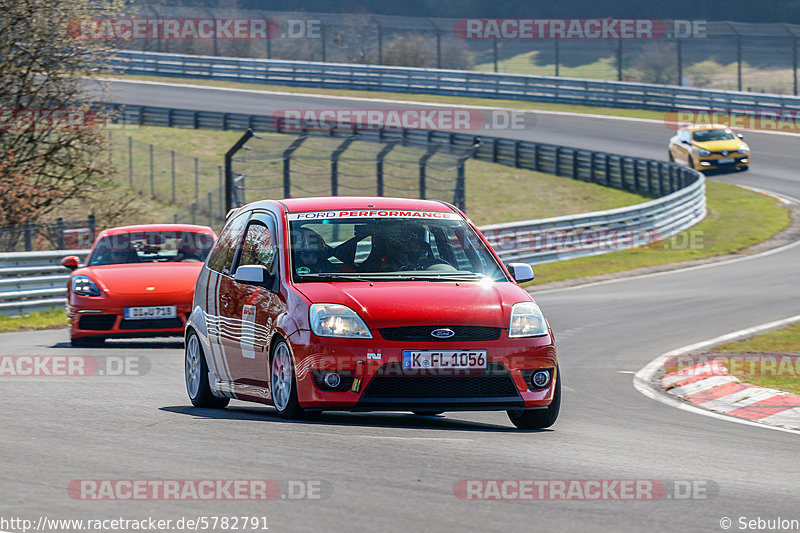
362;363;518;399
379;325;501;342
119;317;183;330
78;314;116;331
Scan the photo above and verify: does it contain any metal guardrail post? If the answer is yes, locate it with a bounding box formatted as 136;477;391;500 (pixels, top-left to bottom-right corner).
128;136;133;187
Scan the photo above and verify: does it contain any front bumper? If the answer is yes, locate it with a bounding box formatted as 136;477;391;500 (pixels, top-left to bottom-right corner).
290;331;558;411
68;304;192;339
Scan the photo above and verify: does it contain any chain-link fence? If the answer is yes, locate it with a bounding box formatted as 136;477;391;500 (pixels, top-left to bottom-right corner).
0;216;96;252
229;132;466;205
108;5;800;95
107;130;224;210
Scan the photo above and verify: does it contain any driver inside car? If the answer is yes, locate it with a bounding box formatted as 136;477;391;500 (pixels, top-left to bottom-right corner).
292;226;341;274
378;224;449;271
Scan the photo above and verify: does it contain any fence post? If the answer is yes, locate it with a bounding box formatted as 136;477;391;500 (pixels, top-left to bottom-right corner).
418;144;440;200
149;143;155;198
88;214;96;242
282;134;309;199
24;222;33;251
57;218;65;249
376;141;398;197
194;157;199;207
171;150;176;203
219;167;224;218
208;192;213;226
331;136;357;196
617;39;623;81
128;136;133;187
224;129;254;212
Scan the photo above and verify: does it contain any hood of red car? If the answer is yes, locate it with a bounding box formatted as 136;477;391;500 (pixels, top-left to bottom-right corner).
294;280;532;330
77;263;203;296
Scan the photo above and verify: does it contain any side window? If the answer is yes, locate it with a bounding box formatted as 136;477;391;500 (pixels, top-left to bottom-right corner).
237;216;277;272
207;211;249;275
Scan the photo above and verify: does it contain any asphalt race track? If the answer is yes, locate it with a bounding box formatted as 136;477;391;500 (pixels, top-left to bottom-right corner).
2;80;799;532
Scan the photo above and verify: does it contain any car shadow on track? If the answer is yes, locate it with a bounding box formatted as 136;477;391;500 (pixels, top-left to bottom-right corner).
160;405;550;433
50;339;184;350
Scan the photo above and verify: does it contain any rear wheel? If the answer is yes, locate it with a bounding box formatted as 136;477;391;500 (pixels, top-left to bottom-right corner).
507;366;561;430
185;330;229;409
668;150;674;163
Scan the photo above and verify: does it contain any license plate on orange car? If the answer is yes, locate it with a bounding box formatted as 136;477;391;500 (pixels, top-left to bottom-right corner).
718;158;735;164
402;350;487;370
124;305;177;320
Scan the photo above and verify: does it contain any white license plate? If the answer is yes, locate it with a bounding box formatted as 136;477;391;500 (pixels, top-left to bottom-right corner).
717;158;735;164
124;305;177;320
402;350;487;370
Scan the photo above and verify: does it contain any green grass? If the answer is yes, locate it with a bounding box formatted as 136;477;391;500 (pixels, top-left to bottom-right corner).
710;322;800;395
0;309;68;334
526;180;791;285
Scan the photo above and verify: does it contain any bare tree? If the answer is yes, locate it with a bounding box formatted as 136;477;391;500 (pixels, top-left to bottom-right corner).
631;42;678;85
0;0;123;225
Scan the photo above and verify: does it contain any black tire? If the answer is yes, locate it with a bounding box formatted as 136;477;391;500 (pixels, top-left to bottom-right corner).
185;330;229;409
738;165;749;171
507;366;561;430
668;151;674;163
70;336;105;347
270;339;305;419
412;410;444;416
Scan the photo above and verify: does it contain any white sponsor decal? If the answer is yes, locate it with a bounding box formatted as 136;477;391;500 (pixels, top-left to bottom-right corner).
287;210;459;221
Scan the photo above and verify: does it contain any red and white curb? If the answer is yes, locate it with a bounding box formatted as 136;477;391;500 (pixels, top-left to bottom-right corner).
634;314;800;435
662;360;800;430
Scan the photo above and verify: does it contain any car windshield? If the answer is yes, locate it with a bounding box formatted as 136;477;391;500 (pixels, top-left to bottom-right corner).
87;231;214;266
288;211;508;283
692;129;735;142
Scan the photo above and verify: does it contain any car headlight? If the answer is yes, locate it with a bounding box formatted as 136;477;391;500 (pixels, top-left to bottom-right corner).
693;147;711;156
72;275;101;296
309;303;372;339
737;144;749;154
509;301;548;338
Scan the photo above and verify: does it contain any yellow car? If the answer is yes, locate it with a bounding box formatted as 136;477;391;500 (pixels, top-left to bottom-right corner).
668;124;749;172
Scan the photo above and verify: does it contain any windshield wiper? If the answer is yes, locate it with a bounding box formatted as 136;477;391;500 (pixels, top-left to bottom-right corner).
295;273;370;282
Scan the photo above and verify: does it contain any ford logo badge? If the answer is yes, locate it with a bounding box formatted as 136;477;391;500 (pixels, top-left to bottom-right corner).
431;328;455;338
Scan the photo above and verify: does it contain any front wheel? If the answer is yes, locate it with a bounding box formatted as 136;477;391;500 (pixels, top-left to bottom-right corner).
270;340;306;419
185;330;229;409
507;366;561;429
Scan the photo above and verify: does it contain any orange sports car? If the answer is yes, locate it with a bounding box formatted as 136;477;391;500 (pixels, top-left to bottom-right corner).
668;124;750;172
61;224;216;346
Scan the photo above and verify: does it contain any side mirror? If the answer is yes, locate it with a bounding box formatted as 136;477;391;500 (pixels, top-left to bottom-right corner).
507;263;534;283
737;133;744;139
234;264;267;285
61;256;80;271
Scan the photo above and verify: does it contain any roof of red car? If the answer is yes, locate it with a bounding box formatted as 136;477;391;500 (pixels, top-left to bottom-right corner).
97;224;215;236
275;196;455;213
